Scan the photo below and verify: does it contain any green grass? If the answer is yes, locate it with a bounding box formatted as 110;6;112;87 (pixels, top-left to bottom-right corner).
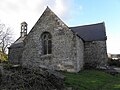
63;70;120;90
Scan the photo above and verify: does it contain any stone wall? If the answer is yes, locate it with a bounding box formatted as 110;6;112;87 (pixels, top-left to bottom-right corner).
8;46;23;64
21;8;84;72
75;35;84;71
84;41;108;68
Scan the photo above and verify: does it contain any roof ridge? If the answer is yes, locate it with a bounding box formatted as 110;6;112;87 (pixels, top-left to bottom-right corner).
70;22;104;28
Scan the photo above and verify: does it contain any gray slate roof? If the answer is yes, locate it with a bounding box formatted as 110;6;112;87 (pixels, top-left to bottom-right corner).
70;22;107;41
9;36;26;48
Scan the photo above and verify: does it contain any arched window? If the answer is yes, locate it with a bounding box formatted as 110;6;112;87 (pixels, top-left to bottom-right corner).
41;32;52;55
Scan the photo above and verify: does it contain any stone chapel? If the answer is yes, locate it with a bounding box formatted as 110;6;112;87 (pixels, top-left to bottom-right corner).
8;7;108;72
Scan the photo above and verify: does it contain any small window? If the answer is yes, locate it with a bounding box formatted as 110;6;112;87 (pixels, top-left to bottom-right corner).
41;32;52;55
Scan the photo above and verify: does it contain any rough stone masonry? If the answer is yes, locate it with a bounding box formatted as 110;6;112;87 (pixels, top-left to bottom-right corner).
8;7;108;72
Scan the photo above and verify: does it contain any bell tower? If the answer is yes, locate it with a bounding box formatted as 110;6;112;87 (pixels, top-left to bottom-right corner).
20;21;27;37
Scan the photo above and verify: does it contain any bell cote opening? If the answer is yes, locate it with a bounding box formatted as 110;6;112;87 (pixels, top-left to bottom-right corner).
20;21;27;37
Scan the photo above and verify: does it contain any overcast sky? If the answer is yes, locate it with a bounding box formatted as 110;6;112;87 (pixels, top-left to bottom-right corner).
0;0;120;54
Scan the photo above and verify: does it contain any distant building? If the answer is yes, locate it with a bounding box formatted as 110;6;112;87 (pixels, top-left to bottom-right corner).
108;54;120;60
8;7;108;72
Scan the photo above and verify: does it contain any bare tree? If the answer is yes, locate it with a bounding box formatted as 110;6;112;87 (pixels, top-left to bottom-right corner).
0;23;13;54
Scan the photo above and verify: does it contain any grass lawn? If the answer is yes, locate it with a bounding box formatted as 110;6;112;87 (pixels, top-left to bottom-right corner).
63;70;120;90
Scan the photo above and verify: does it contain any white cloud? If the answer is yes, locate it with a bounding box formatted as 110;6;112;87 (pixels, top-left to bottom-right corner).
107;33;120;54
53;0;70;18
0;0;73;39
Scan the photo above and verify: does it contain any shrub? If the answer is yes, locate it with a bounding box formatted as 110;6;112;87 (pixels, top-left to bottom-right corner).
0;52;8;63
108;58;120;67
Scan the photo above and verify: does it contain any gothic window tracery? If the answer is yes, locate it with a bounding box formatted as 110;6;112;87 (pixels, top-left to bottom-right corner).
41;32;52;55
